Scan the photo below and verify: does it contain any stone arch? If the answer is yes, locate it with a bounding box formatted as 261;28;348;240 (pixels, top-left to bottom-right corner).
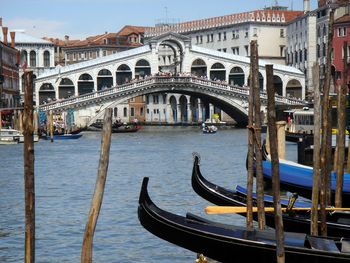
229;66;245;86
179;95;188;122
39;83;56;104
58;78;75;99
169;95;177;123
97;69;113;91
78;73;94;95
210;62;226;81
191;58;207;78
286;79;302;99
273;75;283;96
135;59;151;78
157;38;185;74
116;64;132;85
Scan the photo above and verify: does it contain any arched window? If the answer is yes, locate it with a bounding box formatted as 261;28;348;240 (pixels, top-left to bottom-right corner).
30;51;36;67
44;51;50;68
123;107;128;117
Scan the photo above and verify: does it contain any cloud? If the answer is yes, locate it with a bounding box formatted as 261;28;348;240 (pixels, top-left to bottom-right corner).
5;18;67;38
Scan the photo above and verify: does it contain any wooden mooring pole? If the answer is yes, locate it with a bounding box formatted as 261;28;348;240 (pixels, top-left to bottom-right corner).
23;70;35;263
335;41;348;207
311;63;321;236
266;64;285;263
320;8;334;236
81;108;112;263
251;40;265;230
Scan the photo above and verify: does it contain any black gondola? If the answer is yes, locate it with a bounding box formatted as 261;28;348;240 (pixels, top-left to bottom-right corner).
138;177;350;263
192;154;350;237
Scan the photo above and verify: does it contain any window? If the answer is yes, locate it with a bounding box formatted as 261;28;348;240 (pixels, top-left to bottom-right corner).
147;109;149;114
223;48;227;53
245;29;249;38
30;51;36;67
153;95;159;104
232;31;236;39
123;107;127;117
130;107;135;117
163;94;167;104
146;95;149;104
207;35;210;43
280;29;285;38
196;36;199;44
223;32;226;41
253;28;257;37
44;51;50;67
200;35;203;43
218;32;221;41
244;45;249;56
140;107;144;116
210;34;214;42
280;46;285;57
304;48;307;61
217;49;221;52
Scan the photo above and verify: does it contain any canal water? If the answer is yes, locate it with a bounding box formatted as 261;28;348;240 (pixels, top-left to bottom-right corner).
0;126;298;262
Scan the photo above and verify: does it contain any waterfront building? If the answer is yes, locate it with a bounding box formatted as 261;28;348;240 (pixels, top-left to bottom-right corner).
286;0;317;98
0;18;55;103
145;7;303;65
332;13;350;87
0;24;20;108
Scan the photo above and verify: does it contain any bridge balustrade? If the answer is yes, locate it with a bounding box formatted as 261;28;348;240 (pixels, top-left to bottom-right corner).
38;76;306;112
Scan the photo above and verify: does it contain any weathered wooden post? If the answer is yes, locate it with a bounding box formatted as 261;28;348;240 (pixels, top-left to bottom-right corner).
23;70;35;263
320;8;334;236
266;64;285;263
81;108;112;263
33;110;38;138
49;110;54;142
311;63;321;236
246;46;255;230
19;110;23;133
335;41;348;207
0;111;2;130
251;40;265;229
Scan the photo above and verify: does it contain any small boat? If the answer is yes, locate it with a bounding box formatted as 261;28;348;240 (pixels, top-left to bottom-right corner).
112;125;140;133
261;143;350;205
0;128;22;143
202;125;217;134
191;153;350;237
138;177;350;263
44;133;83;140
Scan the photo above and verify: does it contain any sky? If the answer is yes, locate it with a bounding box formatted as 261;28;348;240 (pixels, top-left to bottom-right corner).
1;0;318;40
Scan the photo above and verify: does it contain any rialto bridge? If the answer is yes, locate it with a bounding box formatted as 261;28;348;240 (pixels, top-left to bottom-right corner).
35;32;306;127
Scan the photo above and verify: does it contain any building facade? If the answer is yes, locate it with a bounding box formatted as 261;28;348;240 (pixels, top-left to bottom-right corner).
145;8;303;65
0;26;20;108
332;14;350;87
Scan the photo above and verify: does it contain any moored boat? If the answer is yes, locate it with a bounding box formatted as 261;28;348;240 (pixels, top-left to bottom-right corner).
138;177;350;263
44;133;83;140
191;154;350;237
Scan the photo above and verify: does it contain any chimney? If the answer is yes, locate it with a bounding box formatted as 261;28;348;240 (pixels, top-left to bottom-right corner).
64;35;69;45
2;27;8;45
10;31;15;48
304;0;310;12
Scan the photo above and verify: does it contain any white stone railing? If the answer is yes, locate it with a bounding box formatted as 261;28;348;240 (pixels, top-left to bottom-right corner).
38;76;306;112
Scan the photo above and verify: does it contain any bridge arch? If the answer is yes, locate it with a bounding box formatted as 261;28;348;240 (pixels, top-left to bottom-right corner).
116;64;132;85
97;69;113;91
286;79;303;99
229;66;245;86
169;95;177;123
58;78;75;99
179;95;188;122
39;83;55;104
78;73;94;95
191;58;207;78
273;75;283;96
135;59;151;78
210;62;226;81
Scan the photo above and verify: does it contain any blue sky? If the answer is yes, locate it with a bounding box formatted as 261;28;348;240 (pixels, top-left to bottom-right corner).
1;0;318;40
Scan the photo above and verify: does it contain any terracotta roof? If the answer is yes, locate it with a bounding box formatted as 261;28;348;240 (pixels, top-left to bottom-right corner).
43;37;79;46
145;9;303;37
117;25;150;36
335;14;350;25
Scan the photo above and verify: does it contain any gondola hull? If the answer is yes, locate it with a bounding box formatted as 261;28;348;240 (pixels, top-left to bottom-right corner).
138;177;350;263
192;155;350;237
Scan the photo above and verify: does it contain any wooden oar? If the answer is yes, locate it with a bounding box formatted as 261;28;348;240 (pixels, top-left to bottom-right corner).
205;206;350;214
